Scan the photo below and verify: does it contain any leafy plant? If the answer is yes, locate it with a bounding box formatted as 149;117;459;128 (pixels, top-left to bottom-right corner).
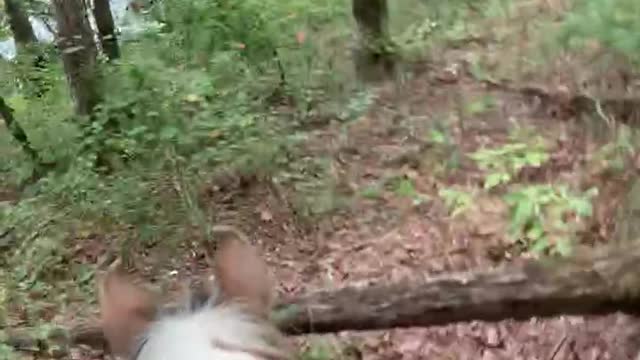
360;184;384;200
390;177;429;205
466;95;496;115
589;125;635;173
423;124;462;174
0;0;360;321
0;343;18;360
556;0;640;65
298;341;336;360
504;185;598;256
439;187;474;217
470;138;549;190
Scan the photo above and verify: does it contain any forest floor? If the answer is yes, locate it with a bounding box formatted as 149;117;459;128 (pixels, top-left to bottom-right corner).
69;45;640;360
7;2;640;360
231;60;640;359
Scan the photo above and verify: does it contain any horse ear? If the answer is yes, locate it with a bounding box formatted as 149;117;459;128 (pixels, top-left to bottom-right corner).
98;260;158;357
210;226;274;317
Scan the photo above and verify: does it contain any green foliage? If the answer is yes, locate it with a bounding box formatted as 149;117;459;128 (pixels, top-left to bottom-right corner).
439;188;474;218
338;90;376;122
390;177;429;205
470;137;549;190
298;340;336;360
0;0;504;340
392;0;482;60
0;269;6;326
504;185;597;256
556;0;640;65
590;125;635;173
464;127;596;256
424;124;462;175
0;0;361;301
360;184;384;200
0;343;18;360
466;95;495;116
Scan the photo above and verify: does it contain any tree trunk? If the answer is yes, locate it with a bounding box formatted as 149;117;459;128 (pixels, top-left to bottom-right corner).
0;97;39;163
52;0;101;116
276;243;640;334
0;97;55;181
4;0;37;46
351;0;395;83
4;0;53;111
92;0;120;61
7;242;640;355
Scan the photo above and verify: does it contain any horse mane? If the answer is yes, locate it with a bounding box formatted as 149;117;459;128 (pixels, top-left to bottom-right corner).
134;288;291;360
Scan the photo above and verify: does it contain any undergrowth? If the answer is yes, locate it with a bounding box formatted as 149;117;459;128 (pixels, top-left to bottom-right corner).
1;0;640;354
0;0;448;328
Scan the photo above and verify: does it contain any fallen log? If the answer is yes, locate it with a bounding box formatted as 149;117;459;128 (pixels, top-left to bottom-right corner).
5;243;640;355
275;244;640;334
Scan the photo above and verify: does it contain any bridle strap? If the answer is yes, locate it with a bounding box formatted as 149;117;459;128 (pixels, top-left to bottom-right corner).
130;337;149;360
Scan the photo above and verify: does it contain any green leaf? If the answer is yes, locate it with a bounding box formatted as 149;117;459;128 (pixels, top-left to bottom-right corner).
531;238;549;254
395;179;417;198
554;238;573;256
526;224;544;240
160;126;179;140
430;129;446;144
6;95;28;114
360;186;382;199
511;197;534;230
467;100;486;115
570;198;593;217
484;172;508;189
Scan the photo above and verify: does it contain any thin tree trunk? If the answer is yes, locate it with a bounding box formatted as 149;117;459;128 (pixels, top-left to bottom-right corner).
5;0;55;99
52;0;101;116
92;0;120;61
4;0;37;46
351;0;395;83
0;96;39;163
3;0;39;150
0;97;55;182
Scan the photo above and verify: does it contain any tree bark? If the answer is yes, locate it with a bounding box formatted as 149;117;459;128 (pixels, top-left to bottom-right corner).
5;0;55;99
52;0;101;116
0;96;39;163
6;243;640;355
0;97;56;182
276;243;640;334
92;0;120;61
4;0;37;46
351;0;395;83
